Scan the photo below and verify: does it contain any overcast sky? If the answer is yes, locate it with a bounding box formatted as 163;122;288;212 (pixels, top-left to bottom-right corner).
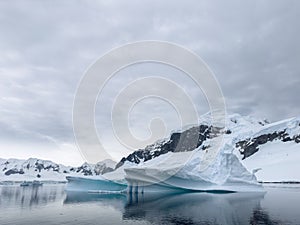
0;0;299;165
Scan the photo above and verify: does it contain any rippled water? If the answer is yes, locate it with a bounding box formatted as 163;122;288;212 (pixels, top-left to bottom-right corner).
1;184;300;225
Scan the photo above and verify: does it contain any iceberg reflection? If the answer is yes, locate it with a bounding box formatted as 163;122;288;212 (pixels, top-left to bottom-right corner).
124;192;266;225
64;190;280;225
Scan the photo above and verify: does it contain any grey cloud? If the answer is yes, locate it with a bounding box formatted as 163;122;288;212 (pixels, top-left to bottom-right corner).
0;0;299;162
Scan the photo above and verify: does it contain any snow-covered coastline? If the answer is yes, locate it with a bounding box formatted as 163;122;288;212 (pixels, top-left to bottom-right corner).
1;114;300;187
0;158;116;183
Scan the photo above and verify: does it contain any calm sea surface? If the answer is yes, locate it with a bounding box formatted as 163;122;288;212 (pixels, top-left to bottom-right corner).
0;184;300;225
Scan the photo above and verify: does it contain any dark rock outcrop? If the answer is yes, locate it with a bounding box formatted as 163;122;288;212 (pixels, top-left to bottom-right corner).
236;130;300;160
4;168;24;176
115;124;224;169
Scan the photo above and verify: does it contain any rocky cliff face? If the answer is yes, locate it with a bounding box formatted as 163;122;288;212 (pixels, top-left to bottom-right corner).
115;124;225;169
236;131;300;160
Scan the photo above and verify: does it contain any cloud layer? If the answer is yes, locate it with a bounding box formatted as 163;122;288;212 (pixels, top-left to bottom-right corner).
0;0;299;165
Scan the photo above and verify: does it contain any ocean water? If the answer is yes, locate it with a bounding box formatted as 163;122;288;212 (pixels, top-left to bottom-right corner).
0;184;300;225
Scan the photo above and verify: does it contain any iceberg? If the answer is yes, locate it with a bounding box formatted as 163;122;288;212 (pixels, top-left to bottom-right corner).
125;144;263;193
66;144;263;193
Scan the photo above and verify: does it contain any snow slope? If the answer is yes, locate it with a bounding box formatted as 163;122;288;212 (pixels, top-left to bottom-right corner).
231;116;300;182
241;141;300;182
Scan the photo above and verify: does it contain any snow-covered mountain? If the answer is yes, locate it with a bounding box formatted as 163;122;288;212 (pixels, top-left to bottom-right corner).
0;158;116;182
233;115;300;182
2;114;300;184
115;114;300;182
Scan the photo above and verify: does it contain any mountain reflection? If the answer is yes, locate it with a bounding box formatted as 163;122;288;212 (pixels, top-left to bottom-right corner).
0;185;65;208
250;208;282;225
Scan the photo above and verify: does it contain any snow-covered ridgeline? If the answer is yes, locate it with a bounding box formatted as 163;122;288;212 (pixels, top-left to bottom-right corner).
0;158;116;182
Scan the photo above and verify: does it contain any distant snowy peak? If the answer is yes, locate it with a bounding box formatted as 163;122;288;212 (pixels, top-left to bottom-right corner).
226;113;270;126
0;158;116;181
94;159;116;175
0;158;64;176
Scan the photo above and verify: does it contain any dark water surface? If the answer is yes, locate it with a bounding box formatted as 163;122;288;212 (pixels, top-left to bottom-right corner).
0;184;300;225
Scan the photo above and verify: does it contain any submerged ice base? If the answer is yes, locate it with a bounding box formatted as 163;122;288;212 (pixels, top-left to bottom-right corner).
66;176;127;192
